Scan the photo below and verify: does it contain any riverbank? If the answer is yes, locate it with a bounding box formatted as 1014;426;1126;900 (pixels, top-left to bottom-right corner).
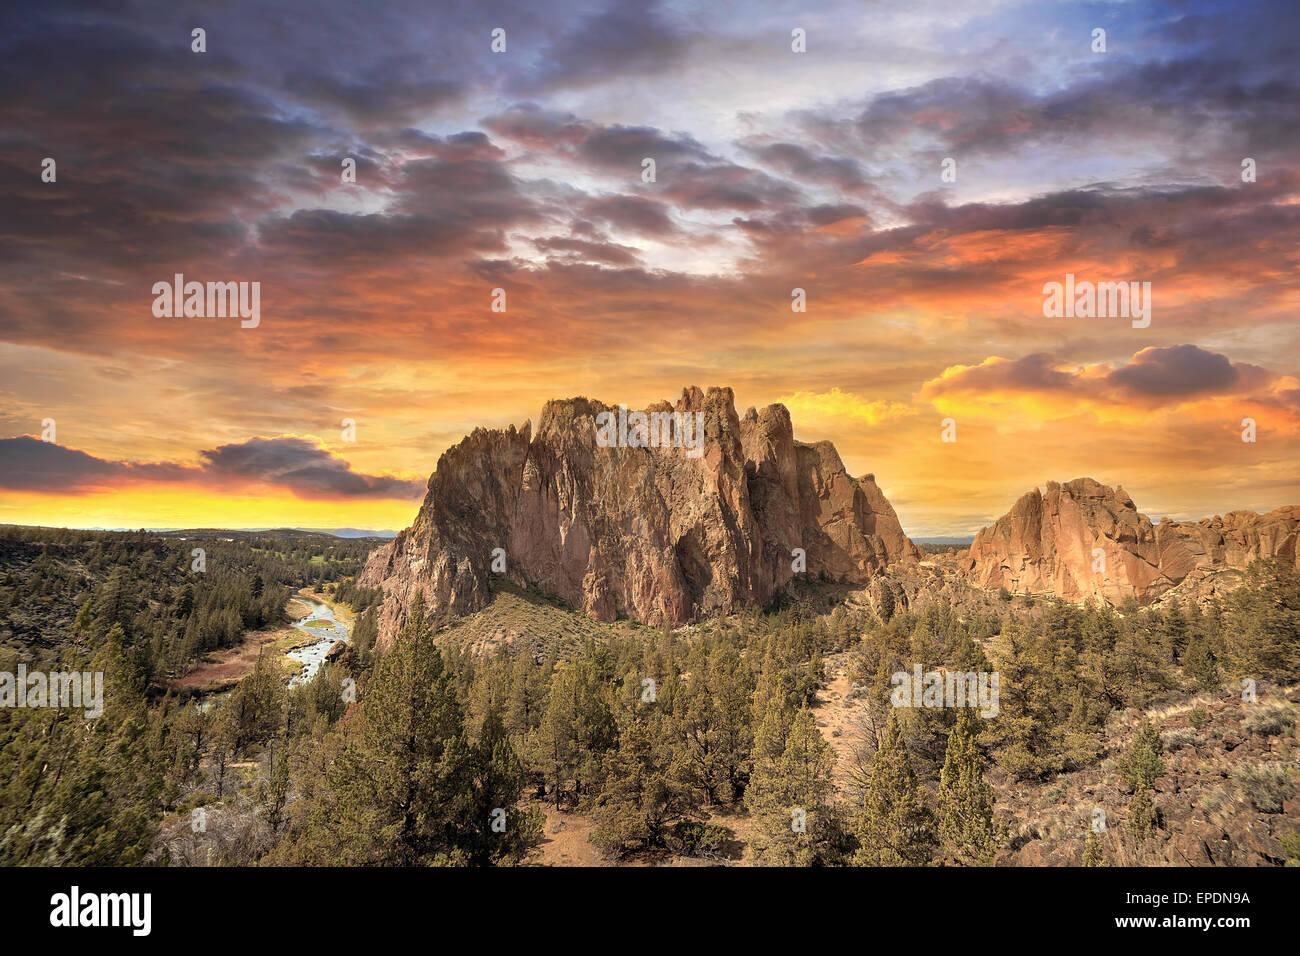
285;588;352;686
165;587;353;696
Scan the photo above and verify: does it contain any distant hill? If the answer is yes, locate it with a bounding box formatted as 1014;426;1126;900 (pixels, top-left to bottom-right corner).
306;528;398;539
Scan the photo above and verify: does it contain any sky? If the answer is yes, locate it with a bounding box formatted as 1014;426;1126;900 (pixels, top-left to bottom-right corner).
1;0;1297;537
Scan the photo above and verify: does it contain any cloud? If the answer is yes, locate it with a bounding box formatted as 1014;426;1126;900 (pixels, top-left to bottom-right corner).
580;195;677;237
0;435;424;500
531;235;641;266
283;62;465;126
748;142;866;191
0;437;191;492
922;345;1280;412
200;437;425;498
922;353;1083;398
513;0;693;94
1107;345;1255;397
1;0;1297;533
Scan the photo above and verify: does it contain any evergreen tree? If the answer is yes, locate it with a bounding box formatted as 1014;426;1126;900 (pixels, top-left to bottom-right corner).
851;711;936;866
285;593;475;864
744;707;841;866
590;711;679;857
1223;560;1300;682
465;706;541;864
1120;720;1164;843
937;709;1005;865
1083;829;1110;866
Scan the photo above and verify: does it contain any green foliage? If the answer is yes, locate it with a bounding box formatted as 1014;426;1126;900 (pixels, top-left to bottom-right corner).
589;710;680;857
850;711;936;866
1231;763;1290;813
1281;829;1300;867
1222;560;1300;682
1082;829;1110;866
937;710;1006;865
1119;720;1164;793
745;707;843;865
1120;720;1164;842
4;522;1297;868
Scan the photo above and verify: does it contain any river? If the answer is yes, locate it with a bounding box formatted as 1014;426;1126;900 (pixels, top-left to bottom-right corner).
286;595;351;687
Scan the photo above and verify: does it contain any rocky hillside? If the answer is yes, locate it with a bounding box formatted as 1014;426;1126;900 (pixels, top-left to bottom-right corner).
360;387;919;646
1000;688;1300;866
965;478;1299;605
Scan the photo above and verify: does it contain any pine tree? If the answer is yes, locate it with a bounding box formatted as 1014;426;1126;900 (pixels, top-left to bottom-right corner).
744;707;841;865
851;710;936;866
937;709;1005;865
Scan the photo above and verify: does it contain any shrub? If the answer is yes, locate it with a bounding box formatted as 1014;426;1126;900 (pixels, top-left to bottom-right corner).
666;820;728;857
1161;728;1202;751
1231;764;1291;813
1199;786;1229;815
1242;705;1295;738
1281;829;1300;867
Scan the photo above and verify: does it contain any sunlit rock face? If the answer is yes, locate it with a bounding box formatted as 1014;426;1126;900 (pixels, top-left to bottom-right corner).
359;387;919;646
965;477;1300;605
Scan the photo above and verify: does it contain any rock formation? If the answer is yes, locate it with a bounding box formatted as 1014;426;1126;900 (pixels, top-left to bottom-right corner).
359;387;919;645
965;477;1299;605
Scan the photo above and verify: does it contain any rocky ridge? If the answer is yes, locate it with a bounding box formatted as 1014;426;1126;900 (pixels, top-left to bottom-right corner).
359;387;919;645
964;477;1299;605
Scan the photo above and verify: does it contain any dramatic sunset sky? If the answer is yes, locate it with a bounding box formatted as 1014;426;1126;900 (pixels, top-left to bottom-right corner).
1;0;1296;537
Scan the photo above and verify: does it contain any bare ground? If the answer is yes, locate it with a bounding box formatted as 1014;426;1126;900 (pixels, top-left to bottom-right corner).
165;592;322;694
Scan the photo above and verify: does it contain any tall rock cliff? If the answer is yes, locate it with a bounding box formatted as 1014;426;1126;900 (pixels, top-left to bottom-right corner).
965;477;1299;605
359;387;919;645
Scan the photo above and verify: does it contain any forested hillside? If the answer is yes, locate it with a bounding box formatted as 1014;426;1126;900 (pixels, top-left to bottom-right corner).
1;525;1297;867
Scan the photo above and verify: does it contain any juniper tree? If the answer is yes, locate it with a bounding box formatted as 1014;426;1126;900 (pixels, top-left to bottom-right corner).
1083;828;1110;866
667;639;754;806
1120;719;1164;842
530;658;616;808
1223;559;1300;682
464;705;540;864
744;707;840;866
591;710;678;857
1183;633;1221;692
851;710;936;866
937;709;1005;865
289;592;476;864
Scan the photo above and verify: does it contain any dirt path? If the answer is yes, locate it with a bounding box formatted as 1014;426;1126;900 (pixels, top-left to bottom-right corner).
529;805;608;866
813;656;866;797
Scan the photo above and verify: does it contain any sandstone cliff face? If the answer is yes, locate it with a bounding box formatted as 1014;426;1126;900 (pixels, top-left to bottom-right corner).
965;478;1299;605
360;387;919;644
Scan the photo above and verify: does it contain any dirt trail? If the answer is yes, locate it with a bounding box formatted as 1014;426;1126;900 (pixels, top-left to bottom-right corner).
813;657;866;797
529;805;607;866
